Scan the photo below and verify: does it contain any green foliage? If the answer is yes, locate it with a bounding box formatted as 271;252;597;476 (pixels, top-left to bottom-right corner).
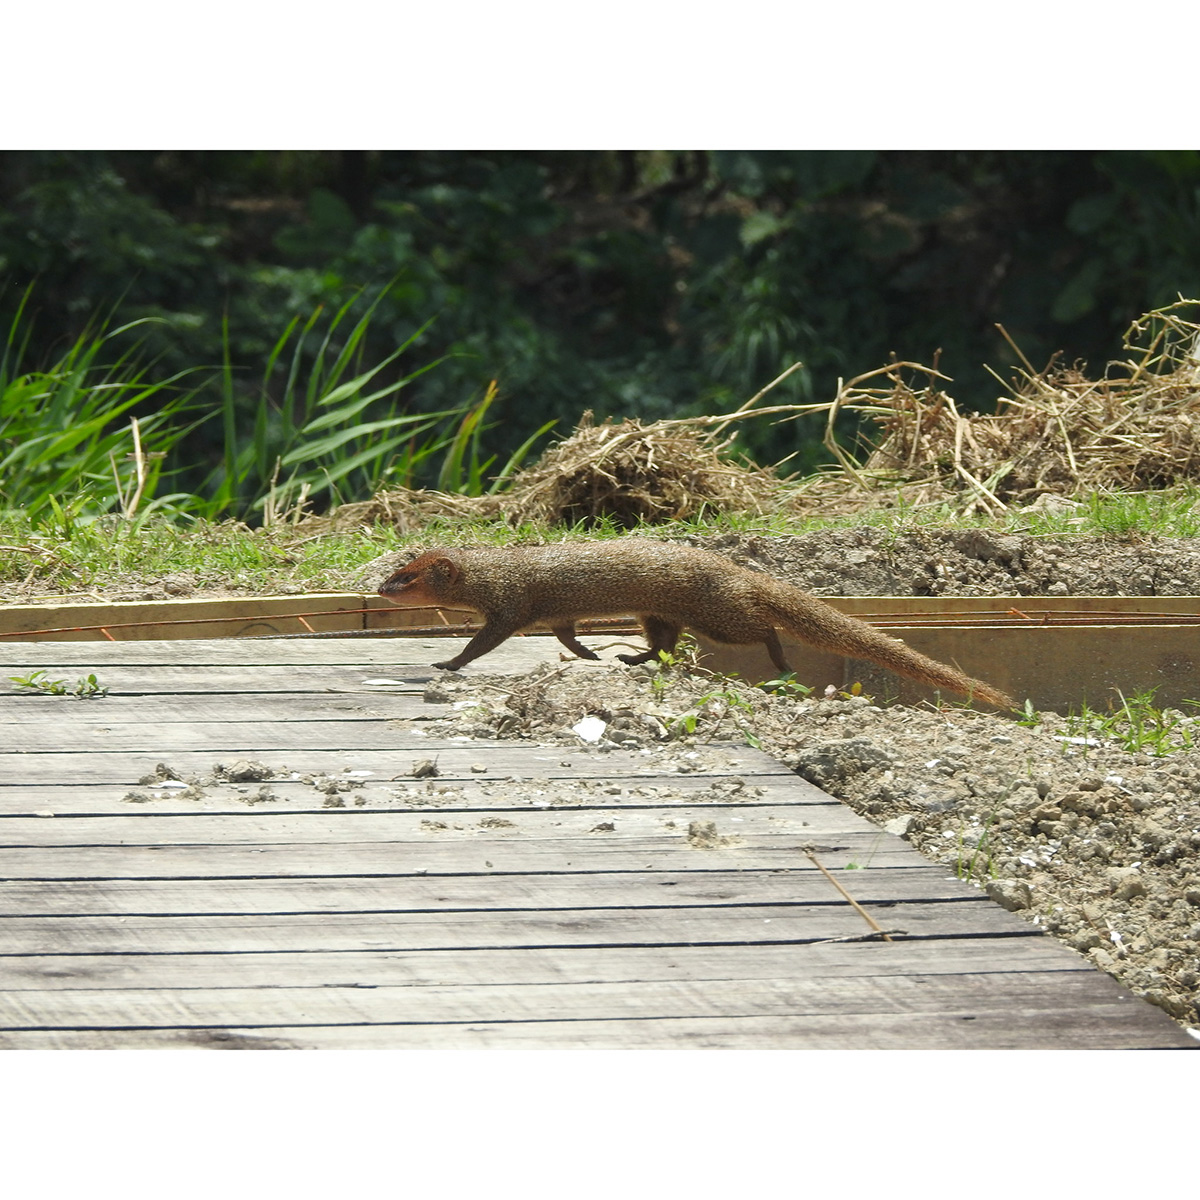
0;289;201;522
6;151;1200;487
760;674;814;700
1056;687;1197;757
8;669;108;698
954;808;1000;882
1081;490;1200;539
203;292;463;521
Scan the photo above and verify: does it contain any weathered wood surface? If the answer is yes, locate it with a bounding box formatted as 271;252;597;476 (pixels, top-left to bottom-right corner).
0;635;1193;1049
0;867;999;915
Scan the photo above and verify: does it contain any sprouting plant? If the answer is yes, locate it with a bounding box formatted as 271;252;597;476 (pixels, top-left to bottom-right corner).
73;673;109;699
9;670;108;698
9;670;69;696
761;673;813;700
955;808;1000;881
1056;687;1196;757
844;831;888;871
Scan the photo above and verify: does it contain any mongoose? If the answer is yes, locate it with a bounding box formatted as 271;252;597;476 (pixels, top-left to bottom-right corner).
377;539;1014;708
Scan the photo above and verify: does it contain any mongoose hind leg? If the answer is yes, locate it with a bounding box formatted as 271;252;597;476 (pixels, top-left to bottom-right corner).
552;624;601;661
617;615;682;665
762;628;795;675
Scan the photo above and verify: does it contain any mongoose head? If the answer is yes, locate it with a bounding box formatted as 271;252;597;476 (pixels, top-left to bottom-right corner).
378;551;463;606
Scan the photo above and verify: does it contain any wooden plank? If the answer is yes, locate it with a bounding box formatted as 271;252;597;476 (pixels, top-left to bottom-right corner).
0;804;882;846
0;937;1097;992
0;773;829;815
0;693;442;725
0;970;1153;1033
2;998;1190;1050
0;636;571;668
699;623;1200;710
2;666;430;695
0;834;930;878
0;747;797;786
0;867;993;916
0;904;1033;959
0;593;371;641
0;783;825;821
6;718;523;753
0;900;1037;957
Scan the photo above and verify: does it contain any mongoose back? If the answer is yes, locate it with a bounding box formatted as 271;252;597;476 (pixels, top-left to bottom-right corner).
378;539;1013;708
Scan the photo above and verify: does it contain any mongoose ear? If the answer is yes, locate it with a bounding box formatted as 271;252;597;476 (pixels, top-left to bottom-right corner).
428;556;460;584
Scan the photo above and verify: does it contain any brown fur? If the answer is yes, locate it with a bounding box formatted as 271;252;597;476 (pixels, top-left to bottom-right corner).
378;539;1013;708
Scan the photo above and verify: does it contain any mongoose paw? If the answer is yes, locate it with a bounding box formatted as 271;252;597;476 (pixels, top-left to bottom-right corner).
431;659;462;671
616;652;654;666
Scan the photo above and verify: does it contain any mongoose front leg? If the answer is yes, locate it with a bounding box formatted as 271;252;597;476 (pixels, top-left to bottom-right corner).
552;625;601;661
618;616;682;665
432;621;518;670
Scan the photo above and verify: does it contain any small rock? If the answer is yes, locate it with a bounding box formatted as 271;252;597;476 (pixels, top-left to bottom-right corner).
884;814;915;837
223;760;274;783
986;879;1032;911
794;737;893;788
1106;866;1147;901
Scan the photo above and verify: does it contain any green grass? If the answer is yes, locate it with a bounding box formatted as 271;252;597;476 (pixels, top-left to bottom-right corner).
1;283;556;530
0;511;411;597
1053;687;1198;758
1;285;204;524
204;292;472;522
6;486;1200;604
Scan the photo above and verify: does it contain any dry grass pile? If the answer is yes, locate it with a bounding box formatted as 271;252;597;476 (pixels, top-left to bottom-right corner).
495;409;795;527
803;300;1200;515
312;366;810;533
314;301;1200;534
314;487;504;535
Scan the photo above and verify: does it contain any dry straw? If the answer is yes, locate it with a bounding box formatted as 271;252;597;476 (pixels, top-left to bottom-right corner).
802;298;1200;517
322;363;821;531
322;299;1200;532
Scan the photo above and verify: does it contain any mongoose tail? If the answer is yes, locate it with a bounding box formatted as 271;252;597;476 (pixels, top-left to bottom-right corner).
377;542;1014;709
752;579;1014;709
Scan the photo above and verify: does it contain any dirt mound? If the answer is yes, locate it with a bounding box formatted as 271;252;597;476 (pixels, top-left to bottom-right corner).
692;527;1200;598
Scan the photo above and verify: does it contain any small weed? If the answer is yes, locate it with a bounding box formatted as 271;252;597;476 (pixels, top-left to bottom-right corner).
955;809;1000;881
73;673;109;699
9;670;69;696
667;685;754;739
9;670;108;698
761;673;813;700
1055;687;1196;757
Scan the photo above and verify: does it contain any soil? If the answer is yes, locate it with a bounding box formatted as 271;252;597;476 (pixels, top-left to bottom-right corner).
686;527;1200;599
390;529;1200;1034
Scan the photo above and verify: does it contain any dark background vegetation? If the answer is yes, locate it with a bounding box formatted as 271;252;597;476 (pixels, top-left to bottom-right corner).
4;149;1200;491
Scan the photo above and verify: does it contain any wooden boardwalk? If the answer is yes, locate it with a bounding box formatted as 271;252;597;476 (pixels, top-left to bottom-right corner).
0;635;1192;1049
